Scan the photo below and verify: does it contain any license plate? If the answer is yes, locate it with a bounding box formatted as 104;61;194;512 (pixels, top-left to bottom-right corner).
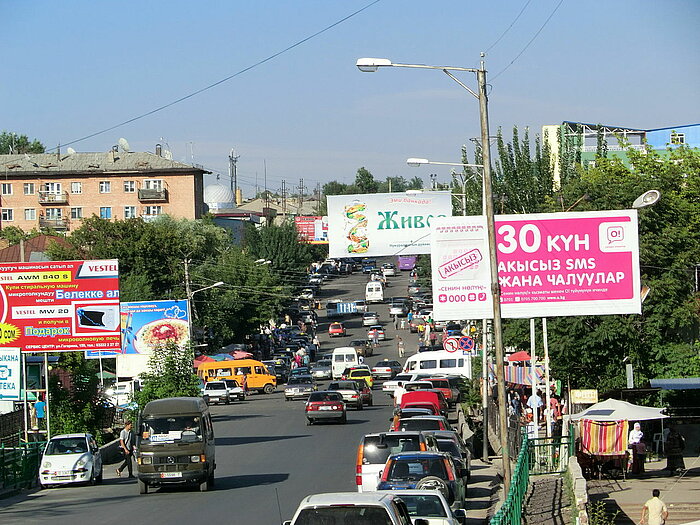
319;406;333;410
160;472;182;478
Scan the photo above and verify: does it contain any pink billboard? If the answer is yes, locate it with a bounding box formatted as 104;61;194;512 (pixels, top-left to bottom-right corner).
430;211;641;320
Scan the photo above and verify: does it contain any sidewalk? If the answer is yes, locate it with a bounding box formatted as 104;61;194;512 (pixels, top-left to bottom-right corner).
465;458;504;525
587;455;700;525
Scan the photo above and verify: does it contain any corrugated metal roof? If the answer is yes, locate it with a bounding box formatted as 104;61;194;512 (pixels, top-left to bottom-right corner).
649;378;700;390
0;151;208;176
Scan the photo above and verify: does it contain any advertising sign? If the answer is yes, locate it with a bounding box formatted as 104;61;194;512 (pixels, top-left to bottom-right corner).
295;216;329;244
114;300;190;377
0;260;120;352
327;192;452;258
431;211;640;320
0;348;21;399
570;389;599;404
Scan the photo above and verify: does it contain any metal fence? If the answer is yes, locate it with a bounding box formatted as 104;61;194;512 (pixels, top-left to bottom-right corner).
490;436;531;525
0;439;45;492
528;433;574;475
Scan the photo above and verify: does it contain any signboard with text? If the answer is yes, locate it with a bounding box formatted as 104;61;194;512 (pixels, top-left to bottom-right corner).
431;211;640;320
327;192;452;258
0;347;21;399
295;216;329;244
0;260;120;352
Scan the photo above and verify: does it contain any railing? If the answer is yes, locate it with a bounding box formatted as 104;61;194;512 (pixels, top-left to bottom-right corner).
528;433;574;475
138;188;168;201
39;217;69;230
38;191;68;204
0;439;45;492
490;436;530;525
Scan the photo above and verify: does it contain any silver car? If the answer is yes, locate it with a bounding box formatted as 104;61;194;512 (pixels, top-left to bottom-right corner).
362;312;379;326
312;359;332;380
284;375;317;401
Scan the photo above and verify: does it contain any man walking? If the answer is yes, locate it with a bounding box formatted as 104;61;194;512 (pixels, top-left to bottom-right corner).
641;489;668;525
397;336;405;357
116;420;135;478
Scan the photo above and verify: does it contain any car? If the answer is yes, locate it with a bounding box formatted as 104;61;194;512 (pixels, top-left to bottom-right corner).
222;379;246;401
389;301;409;317
382;373;434;396
308;274;324;285
327;380;365;410
355;432;439;492
290;366;311;378
367;325;386;341
305;391;346;425
328;322;347;337
393;489;467;525
202;380;231;405
407;284;422;295
432;375;463;404
352;379;374;406
362;264;377;274
362;312;380;326
395;415;451;432
409;316;427;333
354;300;368;313
298;288;315;300
418;377;455;406
350;338;373;358
311;359;332;380
284;375;317;401
424;430;472;482
39;433;103;487
284;491;419;525
382;264;397;277
347;368;375;389
377;451;467;510
371;360;403;380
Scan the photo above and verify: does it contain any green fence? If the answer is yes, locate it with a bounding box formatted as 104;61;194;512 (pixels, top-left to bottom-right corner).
528;434;574;475
490;436;531;525
0;439;45;493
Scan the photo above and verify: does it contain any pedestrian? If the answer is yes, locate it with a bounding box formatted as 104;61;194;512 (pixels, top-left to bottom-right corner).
527;390;543;426
429;329;437;347
397;337;405;357
34;395;46;430
629;422;645;475
641;489;668;525
407;311;414;324
665;426;686;475
393;315;398;329
358;354;365;365
393;381;407;406
116;420;134;478
372;330;379;348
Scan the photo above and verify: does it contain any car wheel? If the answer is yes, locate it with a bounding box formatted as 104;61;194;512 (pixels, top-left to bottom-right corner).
416;476;450;501
225;398;230;405
263;384;275;394
307;418;314;426
339;414;347;424
285;396;290;402
89;468;97;486
96;467;103;484
368;397;373;407
138;479;149;495
356;401;363;411
199;477;210;492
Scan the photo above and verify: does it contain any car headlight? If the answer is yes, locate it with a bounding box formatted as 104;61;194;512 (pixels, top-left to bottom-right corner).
76;457;88;467
190;455;201;463
42;461;51;468
141;456;152;465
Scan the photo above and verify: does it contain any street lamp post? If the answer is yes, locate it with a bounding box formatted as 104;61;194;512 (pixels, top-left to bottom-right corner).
187;281;224;346
359;57;512;488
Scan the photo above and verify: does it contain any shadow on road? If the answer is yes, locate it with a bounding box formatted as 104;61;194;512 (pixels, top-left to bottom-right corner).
211;413;268;423
214;473;289;490
216;435;310;446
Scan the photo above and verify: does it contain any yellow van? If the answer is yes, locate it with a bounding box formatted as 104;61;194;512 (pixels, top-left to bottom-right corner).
197;359;277;394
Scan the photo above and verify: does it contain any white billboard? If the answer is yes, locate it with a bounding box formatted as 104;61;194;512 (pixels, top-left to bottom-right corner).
327;192;452;258
431;210;641;320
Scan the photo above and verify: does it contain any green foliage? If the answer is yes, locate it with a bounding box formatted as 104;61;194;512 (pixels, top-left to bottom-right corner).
243;221;316;275
0;131;45;154
587;500;618;525
0;226;42;245
133;342;201;409
355;167;379;194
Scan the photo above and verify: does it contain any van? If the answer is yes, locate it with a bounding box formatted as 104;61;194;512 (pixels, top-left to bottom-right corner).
402;350;473;379
365;282;384;303
197;359;277;394
332;347;359;379
136;397;215;493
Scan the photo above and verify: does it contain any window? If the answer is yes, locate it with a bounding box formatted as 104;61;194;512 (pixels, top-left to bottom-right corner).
1;209;13;221
71;207;83;220
1;183;12;195
45;208;62;220
438;359;457;368
143;179;163;190
24;208;36;221
24;183;35;195
123;180;136;193
124;206;137;219
144;206;162;216
419;360;437;369
671;133;685;145
100;207;112;219
99;181;111;193
71;182;82;194
42;182;62;194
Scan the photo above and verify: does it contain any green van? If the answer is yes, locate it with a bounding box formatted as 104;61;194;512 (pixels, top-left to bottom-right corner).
136;397;215;494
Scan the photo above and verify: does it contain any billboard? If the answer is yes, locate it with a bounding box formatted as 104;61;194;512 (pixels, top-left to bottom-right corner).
295;216;329;244
327;192;452;258
114;300;190;377
0;348;21;400
431;210;640;320
0;260;120;352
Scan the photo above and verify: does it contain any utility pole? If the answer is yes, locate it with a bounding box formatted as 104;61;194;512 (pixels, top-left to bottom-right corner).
316;183;321;215
298;178;305;211
281;180;287;217
229;149;239;203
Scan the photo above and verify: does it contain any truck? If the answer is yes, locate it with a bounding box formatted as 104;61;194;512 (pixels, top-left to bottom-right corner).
326;300;358;318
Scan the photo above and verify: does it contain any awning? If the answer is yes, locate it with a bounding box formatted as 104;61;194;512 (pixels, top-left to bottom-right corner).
507;351;531;362
649;377;700;390
569;398;667;421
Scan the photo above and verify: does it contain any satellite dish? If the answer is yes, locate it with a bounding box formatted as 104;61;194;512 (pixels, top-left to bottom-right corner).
118;138;131;153
66;147;76;156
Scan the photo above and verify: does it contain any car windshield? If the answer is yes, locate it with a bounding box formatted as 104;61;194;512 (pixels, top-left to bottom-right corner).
351;370;370;377
45;437;88;455
205;382;226;390
436;439;462;459
388;458;447;481
288;377;311;385
329;382;355;391
316;360;331;367
362;435;421;464
308;392;342;402
295;506;393;525
399;494;448;518
400;419;443;431
223;380;240;388
140;416;203;443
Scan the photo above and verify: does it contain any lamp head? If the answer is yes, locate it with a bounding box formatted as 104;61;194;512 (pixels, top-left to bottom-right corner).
406;158;429;167
632;189;661;209
356;57;392;72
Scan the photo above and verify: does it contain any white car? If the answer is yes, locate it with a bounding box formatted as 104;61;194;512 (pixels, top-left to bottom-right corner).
363;312;379;326
382;264;396;277
382;373;433;396
39;433;103;487
394;489;466;525
223;378;246;401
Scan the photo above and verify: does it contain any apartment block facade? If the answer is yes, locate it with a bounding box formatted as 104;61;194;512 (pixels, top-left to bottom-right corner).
0;149;207;232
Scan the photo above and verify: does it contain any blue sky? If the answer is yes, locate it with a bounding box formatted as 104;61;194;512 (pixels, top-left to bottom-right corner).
2;0;698;198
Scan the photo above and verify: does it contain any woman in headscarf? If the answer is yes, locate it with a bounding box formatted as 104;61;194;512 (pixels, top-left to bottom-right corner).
628;422;645;475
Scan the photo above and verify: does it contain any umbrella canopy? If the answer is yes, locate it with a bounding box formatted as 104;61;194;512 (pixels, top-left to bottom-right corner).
507;351;532;362
569;398;667;422
95;370;117;379
232;351;253;359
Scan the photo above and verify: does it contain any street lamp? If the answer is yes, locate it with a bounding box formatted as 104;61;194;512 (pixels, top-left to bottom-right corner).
407;158;484;216
359;56;513;487
187;281;224;345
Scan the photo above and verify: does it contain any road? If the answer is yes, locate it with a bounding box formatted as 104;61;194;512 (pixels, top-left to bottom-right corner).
0;262;427;524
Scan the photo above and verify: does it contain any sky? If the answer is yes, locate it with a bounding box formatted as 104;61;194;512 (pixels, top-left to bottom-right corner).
2;0;699;199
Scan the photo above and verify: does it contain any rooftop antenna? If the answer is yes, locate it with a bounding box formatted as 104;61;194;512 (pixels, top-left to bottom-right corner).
118;138;131;153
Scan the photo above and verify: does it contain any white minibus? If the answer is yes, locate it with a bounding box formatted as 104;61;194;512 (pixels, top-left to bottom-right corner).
365;282;384;303
332;347;359;379
402;350;472;379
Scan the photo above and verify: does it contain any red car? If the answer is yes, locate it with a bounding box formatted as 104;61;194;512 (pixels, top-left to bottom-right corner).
418;378;454;406
328;322;346;337
305;391;346;425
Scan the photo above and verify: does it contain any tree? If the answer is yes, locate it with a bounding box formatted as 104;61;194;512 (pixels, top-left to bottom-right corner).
355;167;379;194
0;131;45;154
243;222;317;275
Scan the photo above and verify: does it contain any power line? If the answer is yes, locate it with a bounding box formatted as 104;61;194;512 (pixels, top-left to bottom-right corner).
485;0;533;53
49;0;383;152
490;0;564;82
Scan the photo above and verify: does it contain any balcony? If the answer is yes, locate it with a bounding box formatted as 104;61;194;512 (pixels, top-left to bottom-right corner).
138;188;168;202
38;191;68;204
39;217;69;230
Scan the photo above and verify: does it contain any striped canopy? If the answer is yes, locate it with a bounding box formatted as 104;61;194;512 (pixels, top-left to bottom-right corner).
579;419;629;456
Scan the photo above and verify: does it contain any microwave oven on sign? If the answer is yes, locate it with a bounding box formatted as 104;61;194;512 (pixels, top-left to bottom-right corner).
76;305;120;331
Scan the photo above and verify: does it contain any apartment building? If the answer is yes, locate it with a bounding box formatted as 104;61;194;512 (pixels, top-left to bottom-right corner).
0;147;208;233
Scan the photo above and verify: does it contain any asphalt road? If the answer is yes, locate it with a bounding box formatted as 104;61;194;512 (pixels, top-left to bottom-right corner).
0;261;427;525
